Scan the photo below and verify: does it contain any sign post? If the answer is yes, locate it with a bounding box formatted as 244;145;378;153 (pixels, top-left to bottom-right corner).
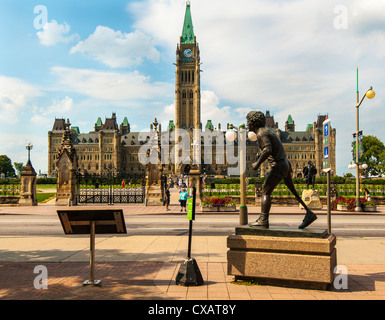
322;117;332;234
186;188;195;259
57;209;127;286
175;187;204;286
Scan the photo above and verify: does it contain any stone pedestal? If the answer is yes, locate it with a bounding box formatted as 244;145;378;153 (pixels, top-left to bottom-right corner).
145;160;165;206
188;169;202;206
18;162;37;206
146;185;163;206
227;226;337;290
300;189;323;210
56;176;76;206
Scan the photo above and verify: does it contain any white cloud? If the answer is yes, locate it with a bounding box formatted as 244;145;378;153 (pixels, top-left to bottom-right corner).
201;91;232;129
351;0;385;35
128;0;183;51
70;26;160;68
50;66;172;103
46;96;73;114
156;103;175;128
0;76;41;124
30;96;74;126
30;114;51;127
37;20;79;46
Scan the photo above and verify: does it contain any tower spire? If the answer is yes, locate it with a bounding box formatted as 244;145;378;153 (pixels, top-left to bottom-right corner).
181;1;195;44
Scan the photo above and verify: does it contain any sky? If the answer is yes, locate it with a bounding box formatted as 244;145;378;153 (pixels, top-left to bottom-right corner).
0;0;384;177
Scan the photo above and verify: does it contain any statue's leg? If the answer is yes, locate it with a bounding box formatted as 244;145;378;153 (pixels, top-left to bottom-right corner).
283;176;317;229
284;176;308;208
250;173;281;228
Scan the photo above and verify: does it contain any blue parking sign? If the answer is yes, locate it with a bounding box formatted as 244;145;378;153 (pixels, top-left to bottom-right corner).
324;146;329;159
324;122;329;137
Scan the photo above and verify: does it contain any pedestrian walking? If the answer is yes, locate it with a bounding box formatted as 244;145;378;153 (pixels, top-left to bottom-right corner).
179;188;188;212
363;187;371;201
164;186;170;211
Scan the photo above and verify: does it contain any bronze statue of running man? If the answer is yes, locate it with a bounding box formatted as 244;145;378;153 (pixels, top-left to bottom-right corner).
247;110;317;229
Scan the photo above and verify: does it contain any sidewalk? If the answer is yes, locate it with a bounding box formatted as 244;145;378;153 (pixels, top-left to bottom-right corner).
0;202;385;300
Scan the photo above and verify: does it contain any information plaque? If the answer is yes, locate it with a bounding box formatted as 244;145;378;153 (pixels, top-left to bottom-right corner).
57;209;127;286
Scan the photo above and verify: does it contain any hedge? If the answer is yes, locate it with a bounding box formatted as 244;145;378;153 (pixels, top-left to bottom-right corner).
36;177;57;184
209;176;385;185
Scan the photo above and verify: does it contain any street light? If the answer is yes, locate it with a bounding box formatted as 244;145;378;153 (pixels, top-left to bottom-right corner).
25;142;33;164
354;69;375;211
226;123;255;225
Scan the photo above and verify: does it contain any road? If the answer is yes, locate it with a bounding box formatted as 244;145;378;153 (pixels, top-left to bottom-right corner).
1;213;385;237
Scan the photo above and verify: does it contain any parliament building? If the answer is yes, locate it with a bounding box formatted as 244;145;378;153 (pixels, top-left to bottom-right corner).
48;2;336;179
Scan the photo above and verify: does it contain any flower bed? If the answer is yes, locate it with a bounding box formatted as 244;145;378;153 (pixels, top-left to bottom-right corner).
201;196;237;212
332;197;377;212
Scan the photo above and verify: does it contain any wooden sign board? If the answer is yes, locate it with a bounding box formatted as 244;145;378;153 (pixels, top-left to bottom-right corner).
57;209;126;235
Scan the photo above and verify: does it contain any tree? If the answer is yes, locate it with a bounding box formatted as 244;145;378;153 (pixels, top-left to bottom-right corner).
353;135;385;177
14;162;24;177
0;155;16;177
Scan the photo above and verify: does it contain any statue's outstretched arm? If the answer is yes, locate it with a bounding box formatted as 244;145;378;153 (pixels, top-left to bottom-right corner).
251;144;271;171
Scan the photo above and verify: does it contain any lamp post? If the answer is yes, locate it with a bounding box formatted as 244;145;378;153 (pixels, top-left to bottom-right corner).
226;123;257;225
348;162;368;202
25;142;33;164
354;68;375;211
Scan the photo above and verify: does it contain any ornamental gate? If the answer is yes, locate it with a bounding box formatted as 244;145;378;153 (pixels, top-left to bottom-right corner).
76;172;146;204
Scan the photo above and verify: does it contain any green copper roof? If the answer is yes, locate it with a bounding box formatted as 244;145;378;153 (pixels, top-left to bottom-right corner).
122;117;129;127
167;120;175;131
95;117;102;127
305;124;313;132
181;2;195;44
287;115;294;124
71;126;80;134
205;120;214;131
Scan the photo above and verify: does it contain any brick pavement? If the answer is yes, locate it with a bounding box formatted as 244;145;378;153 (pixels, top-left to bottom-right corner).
1;261;385;300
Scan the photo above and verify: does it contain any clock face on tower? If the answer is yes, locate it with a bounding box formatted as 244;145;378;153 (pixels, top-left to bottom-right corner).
183;48;193;57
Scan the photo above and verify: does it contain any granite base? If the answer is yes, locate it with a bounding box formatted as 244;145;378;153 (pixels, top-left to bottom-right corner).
227;226;337;290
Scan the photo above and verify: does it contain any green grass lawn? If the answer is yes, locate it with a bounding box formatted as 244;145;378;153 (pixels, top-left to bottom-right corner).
36;184;57;189
36;193;56;203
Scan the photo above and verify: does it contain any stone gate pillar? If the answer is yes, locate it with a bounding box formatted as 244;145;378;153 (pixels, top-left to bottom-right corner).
55;119;78;206
18;161;37;206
